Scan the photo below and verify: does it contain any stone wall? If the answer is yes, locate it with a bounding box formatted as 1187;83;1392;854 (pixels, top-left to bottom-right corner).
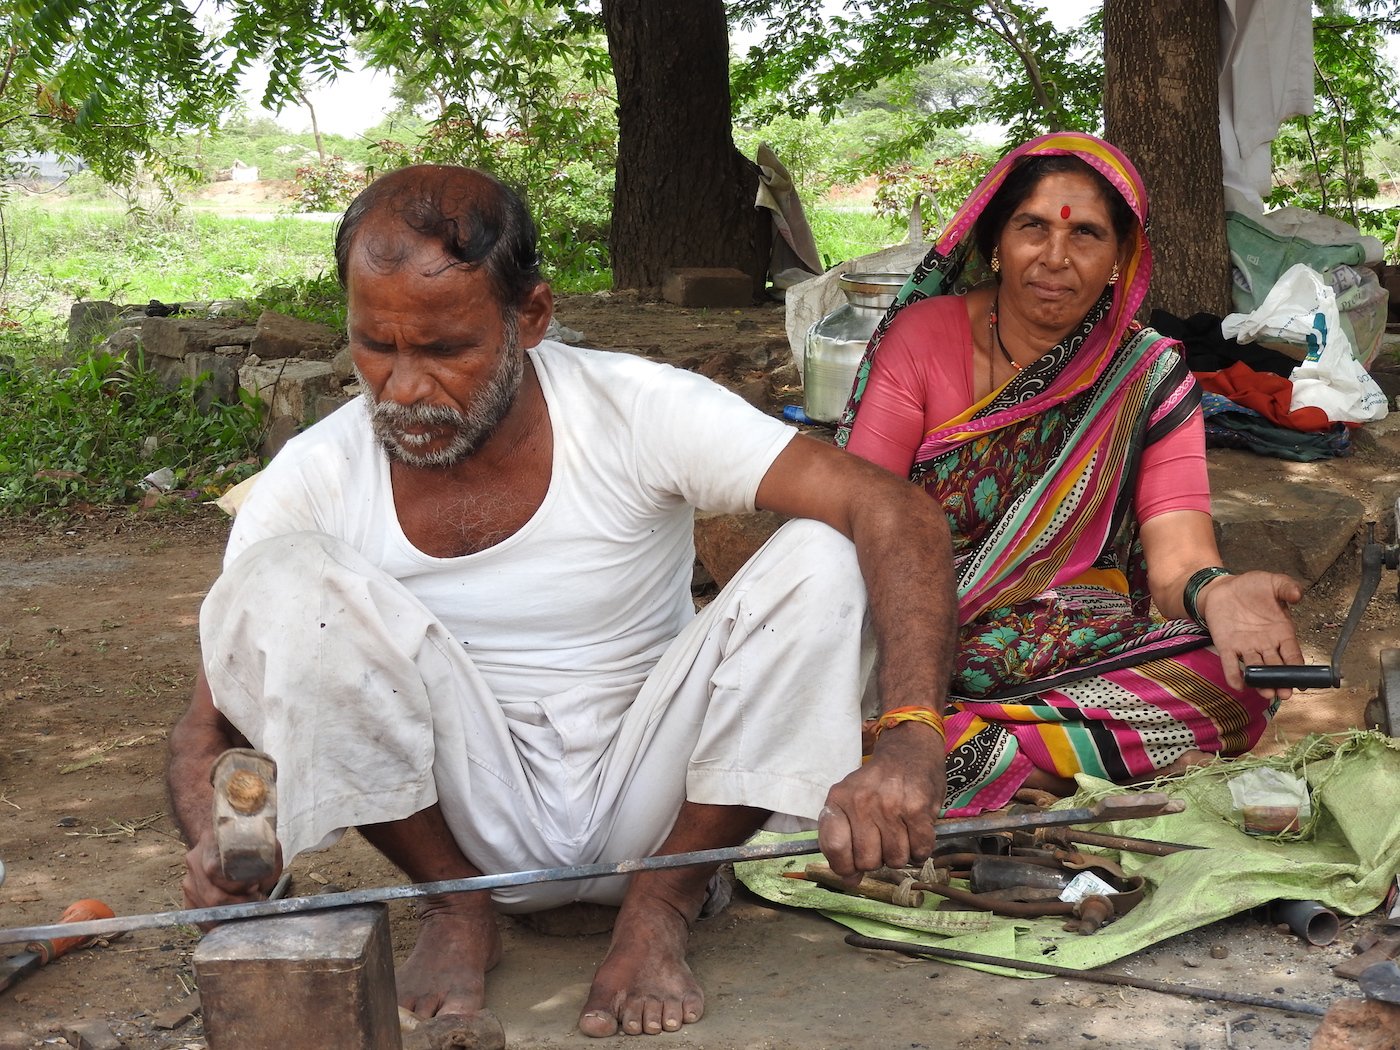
79;300;353;458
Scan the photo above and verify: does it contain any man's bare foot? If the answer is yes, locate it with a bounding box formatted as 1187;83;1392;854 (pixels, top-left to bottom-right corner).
577;886;704;1037
397;893;503;1019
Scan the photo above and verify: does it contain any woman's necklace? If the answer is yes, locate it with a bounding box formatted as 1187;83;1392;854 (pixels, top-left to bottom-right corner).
987;299;1021;372
986;298;1021;396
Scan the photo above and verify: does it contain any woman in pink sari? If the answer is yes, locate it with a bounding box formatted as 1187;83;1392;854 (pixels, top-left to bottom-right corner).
837;133;1304;815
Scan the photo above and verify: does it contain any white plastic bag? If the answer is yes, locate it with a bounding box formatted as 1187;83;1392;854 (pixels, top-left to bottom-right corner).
1221;263;1388;423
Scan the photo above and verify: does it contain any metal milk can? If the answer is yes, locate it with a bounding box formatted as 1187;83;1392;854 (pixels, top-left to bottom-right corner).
802;272;907;423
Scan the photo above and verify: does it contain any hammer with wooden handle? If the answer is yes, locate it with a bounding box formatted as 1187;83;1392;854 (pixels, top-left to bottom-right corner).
210;748;279;884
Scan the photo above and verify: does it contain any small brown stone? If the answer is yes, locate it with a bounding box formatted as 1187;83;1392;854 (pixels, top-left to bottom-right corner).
1210;945;1229;959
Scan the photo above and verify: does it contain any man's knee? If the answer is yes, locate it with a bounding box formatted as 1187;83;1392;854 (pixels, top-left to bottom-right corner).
744;518;864;594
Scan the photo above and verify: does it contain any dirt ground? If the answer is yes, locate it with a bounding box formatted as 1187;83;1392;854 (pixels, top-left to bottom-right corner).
2;294;1399;1049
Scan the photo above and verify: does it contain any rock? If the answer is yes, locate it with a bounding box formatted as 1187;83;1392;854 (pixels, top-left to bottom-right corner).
67;300;121;355
693;511;786;589
250;310;342;362
152;992;200;1030
1207;466;1366;585
1308;996;1400;1049
331;343;357;383
102;326;141;359
140;316;258;360
185;351;240;412
260;414;301;460
240;358;337;427
400;1010;505;1050
60;1020;123;1050
661;267;754;308
313;394;353;423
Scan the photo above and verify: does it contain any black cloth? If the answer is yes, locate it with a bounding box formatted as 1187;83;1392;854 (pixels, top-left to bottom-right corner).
1150;309;1298;377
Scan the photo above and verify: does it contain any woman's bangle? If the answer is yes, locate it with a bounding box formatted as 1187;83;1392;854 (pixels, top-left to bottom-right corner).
872;705;946;741
1182;566;1234;625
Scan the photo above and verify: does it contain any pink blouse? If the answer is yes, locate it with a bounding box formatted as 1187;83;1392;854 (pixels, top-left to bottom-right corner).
844;296;1209;523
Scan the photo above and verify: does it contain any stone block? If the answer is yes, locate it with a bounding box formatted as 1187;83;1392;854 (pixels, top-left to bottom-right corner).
1208;462;1366;585
240;358;337;425
143;352;187;393
662;267;754;308
332;343;357;382
141;316;258;360
693;510;787;589
67;300;121;355
103;326;142;359
261;414;301;460
251;309;342;361
61;1020;123;1050
186;351;240;412
313;394;353;422
1309;996;1400;1049
194;904;401;1050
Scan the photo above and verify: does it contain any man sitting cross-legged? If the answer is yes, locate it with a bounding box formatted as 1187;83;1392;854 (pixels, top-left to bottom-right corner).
167;164;957;1038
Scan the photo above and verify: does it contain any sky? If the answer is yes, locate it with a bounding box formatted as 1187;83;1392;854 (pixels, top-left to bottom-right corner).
250;0;1104;139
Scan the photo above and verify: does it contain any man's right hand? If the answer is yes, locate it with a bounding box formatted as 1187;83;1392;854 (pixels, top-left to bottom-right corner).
181;828;284;912
816;721;946;882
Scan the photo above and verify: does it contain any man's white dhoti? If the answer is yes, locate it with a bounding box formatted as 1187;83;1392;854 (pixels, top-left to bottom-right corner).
200;519;871;910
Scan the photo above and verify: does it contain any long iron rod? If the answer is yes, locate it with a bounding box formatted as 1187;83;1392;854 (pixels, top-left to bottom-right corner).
844;933;1327;1016
0;801;1163;945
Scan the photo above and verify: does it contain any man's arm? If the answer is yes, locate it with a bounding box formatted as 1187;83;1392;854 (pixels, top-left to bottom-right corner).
167;668;283;908
754;434;957;879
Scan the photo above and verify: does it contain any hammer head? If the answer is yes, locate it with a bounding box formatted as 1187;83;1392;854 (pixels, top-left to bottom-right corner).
211;748;278;883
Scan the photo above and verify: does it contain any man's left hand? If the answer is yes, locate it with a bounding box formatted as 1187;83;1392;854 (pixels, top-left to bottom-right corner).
817;722;946;881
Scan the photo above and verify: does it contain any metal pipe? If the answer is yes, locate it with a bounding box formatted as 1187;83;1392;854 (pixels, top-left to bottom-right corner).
1270;899;1340;947
843;933;1327;1016
1;794;1184;945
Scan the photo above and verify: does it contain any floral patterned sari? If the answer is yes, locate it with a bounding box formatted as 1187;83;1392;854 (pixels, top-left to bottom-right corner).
837;134;1276;814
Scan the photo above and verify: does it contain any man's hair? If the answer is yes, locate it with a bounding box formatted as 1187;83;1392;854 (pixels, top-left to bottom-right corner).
334;165;543;313
972;154;1137;264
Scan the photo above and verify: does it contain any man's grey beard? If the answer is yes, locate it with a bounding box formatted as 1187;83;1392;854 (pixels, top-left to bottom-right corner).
359;319;524;469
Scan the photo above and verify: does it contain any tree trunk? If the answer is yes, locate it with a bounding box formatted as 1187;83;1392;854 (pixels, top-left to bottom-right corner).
294;87;327;162
600;0;770;296
1104;0;1231;318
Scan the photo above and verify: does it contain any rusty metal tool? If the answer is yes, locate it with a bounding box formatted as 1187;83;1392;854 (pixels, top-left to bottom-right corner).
1035;825;1203;857
1243;516;1399;698
0;899;115;993
0;792;1183;945
785;864;925;907
211;748;278;883
844;932;1327;1016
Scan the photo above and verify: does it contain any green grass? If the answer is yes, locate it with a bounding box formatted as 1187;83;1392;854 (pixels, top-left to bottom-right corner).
0;349;264;514
0;202;338;341
806;203;908;271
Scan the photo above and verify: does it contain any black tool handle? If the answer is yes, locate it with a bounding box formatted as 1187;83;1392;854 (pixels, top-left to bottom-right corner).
1243;665;1339;689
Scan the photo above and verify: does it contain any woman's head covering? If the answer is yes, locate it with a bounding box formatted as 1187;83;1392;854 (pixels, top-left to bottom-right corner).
835;132;1153;447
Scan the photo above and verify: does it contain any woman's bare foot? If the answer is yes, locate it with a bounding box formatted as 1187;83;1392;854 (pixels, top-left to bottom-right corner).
1148;748;1215;779
397;893;503;1019
577;883;705;1037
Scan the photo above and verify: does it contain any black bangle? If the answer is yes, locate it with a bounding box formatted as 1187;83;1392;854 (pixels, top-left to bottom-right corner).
1182;566;1234;624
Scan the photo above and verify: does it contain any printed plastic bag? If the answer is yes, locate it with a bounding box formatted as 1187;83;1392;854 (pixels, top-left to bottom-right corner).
1222;264;1388;424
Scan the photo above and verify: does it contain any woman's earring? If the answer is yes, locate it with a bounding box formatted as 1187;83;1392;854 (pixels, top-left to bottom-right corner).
1108;263;1120;285
990;247;1001;274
